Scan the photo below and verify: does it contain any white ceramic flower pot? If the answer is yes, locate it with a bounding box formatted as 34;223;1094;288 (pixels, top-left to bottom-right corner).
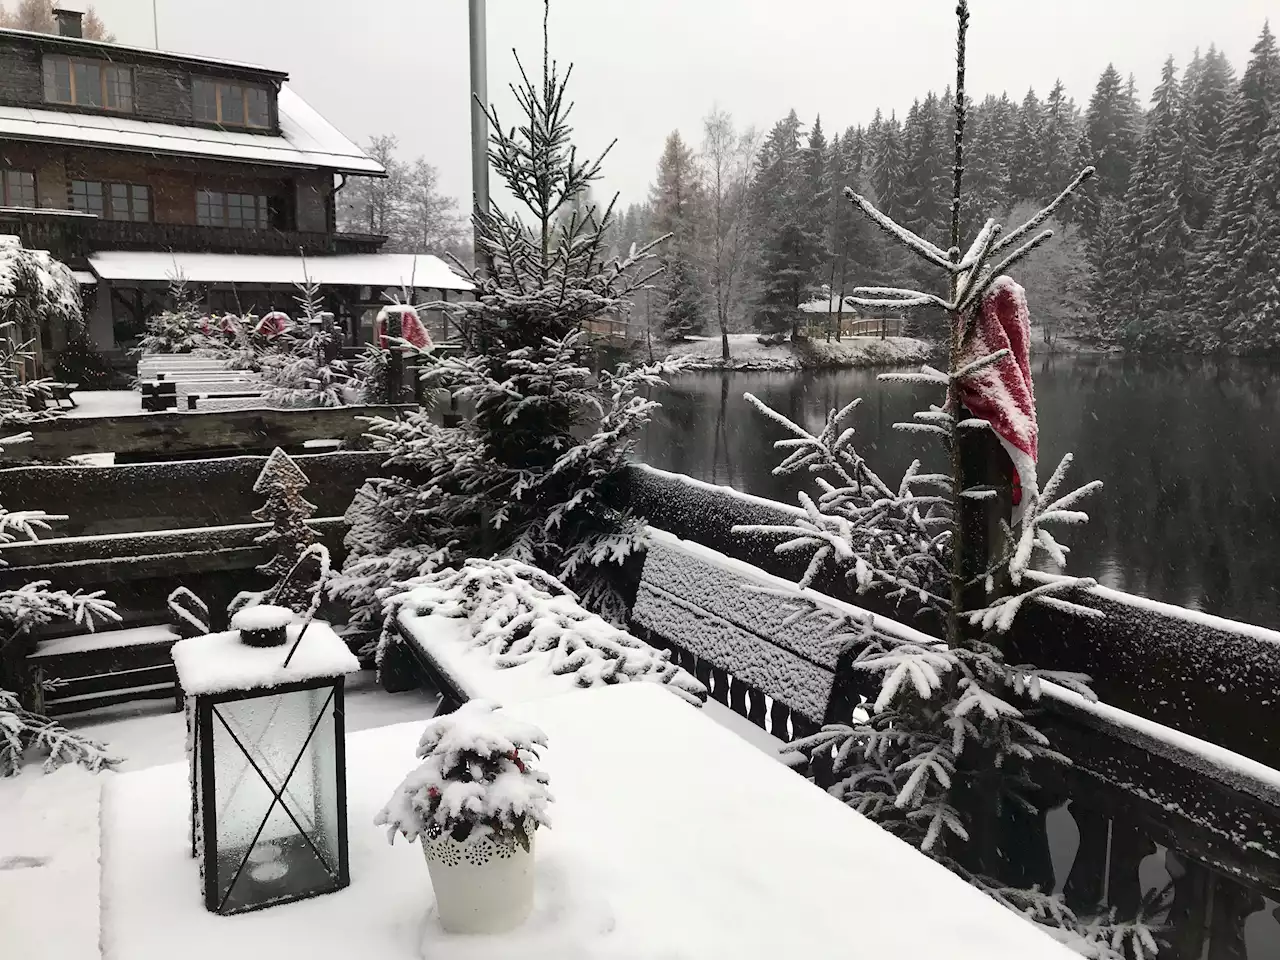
421;825;535;934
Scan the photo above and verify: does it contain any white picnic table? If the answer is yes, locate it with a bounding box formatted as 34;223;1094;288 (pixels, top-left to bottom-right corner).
101;683;1073;959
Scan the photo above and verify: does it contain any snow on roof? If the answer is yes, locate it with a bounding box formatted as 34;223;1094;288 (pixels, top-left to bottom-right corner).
0;26;286;78
172;621;358;696
88;250;473;291
799;294;861;314
0;88;383;176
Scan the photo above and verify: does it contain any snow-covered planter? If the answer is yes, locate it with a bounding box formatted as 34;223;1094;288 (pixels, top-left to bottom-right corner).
375;700;552;933
230;604;294;647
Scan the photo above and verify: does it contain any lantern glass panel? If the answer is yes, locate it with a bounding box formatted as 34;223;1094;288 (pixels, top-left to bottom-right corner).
209;685;340;913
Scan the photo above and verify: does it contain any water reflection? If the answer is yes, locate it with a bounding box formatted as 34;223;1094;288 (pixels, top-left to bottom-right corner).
639;356;1280;630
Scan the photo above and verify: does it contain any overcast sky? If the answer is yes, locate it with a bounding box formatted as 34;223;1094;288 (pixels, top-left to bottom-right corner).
86;0;1275;210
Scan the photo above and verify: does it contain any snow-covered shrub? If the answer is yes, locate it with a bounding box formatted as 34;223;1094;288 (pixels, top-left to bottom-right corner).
0;237;82;349
0;432;120;776
375;699;552;848
259;277;357;408
379;558;707;705
134;273;216;355
338;14;679;627
0;322;59;428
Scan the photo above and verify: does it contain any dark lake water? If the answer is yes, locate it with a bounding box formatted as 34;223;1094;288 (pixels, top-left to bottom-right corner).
638;354;1280;632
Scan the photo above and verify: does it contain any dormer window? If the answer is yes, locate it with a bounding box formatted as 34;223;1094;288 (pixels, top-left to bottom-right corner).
192;78;271;129
43;55;133;112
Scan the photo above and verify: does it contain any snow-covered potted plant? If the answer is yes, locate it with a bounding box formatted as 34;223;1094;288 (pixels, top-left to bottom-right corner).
375;700;552;934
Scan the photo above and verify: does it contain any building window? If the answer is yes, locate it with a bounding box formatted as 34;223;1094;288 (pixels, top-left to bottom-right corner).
197;189;269;228
192;78;271;129
70;180;151;221
43;56;133;111
1;169;36;207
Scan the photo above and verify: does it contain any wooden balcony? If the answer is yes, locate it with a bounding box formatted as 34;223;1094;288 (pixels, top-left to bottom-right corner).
0;207;386;265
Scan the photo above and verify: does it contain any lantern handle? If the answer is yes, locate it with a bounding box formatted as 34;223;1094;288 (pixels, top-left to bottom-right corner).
280;543;331;669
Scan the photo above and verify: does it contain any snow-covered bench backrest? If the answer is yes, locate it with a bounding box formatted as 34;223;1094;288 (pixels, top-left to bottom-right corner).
632;530;865;726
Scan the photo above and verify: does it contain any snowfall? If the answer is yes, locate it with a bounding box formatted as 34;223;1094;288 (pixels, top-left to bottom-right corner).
660;333;931;371
2;680;1083;960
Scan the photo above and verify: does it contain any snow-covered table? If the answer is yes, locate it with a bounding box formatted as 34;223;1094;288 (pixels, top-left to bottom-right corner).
101;683;1073;959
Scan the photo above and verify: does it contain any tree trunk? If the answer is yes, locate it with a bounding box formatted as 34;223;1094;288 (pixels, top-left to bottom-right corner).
826;259;838;342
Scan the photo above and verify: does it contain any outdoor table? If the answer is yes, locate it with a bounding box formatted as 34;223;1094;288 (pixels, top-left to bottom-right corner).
102;683;1074;959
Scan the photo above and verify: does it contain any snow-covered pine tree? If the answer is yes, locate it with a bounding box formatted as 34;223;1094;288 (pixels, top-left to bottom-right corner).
754;110;825;336
335;0;681;630
731;4;1145;953
1120;57;1201;345
1075;64;1142;235
650;130;705;339
251;447;320;612
0;432;119;776
134;272;212;355
259;274;355;407
0;322;57;427
1;239;83;417
1195;24;1280;353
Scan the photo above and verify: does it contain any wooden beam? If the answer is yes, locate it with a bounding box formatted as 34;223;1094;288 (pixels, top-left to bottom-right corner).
3;406;410;461
0;451;385;536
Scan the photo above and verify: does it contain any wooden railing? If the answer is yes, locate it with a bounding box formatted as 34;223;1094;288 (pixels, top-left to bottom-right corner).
618;463;1280;772
2;405;409;462
0;210;386;264
622;501;1280;956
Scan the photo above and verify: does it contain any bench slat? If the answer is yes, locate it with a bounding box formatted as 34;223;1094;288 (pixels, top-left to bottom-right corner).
43;664;176;701
45;682;175;716
632;580;835;725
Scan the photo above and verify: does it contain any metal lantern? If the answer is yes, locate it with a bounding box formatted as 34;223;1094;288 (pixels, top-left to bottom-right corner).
172;621;358;915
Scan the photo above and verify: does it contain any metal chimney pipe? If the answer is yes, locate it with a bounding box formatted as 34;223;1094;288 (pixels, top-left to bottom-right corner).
51;6;84;38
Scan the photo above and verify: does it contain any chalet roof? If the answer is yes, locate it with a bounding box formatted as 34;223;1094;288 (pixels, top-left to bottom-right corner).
0;87;384;176
0;26;287;80
87;250;474;292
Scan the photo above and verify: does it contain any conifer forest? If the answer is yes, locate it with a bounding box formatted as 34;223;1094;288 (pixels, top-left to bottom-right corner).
616;24;1280;355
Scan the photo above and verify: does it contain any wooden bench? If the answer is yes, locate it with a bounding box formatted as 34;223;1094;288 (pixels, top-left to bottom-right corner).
27;623;181;716
630;529;864;745
187;391;265;410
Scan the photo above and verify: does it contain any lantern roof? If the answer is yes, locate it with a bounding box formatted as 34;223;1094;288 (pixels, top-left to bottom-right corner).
173;621;358;696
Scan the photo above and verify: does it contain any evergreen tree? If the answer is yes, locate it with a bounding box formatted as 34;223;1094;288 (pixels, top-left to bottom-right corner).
650;131;704;337
1194;22;1280;349
1086;199;1132;337
1183;45;1236;230
335;3;680;626
1077;64;1143;231
962;96;1013;238
259;276;355;407
1121;57;1200;340
1010;89;1045;204
1041;80;1082;210
754;110;824;334
135;273;211;355
870;110;905;219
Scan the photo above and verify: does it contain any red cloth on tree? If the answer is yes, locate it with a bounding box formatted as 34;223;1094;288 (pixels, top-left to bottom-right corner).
256;311;290;337
954;276;1037;513
374;305;431;349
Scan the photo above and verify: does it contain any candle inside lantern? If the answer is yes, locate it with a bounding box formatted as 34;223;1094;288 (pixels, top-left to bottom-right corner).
246;841;289;883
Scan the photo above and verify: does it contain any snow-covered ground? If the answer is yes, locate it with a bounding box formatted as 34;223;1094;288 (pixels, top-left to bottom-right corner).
0;671;784;960
94;684;1068;960
658;333;932;371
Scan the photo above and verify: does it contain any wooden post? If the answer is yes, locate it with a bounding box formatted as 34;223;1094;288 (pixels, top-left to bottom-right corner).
957;412;1014;622
384;311;405;405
